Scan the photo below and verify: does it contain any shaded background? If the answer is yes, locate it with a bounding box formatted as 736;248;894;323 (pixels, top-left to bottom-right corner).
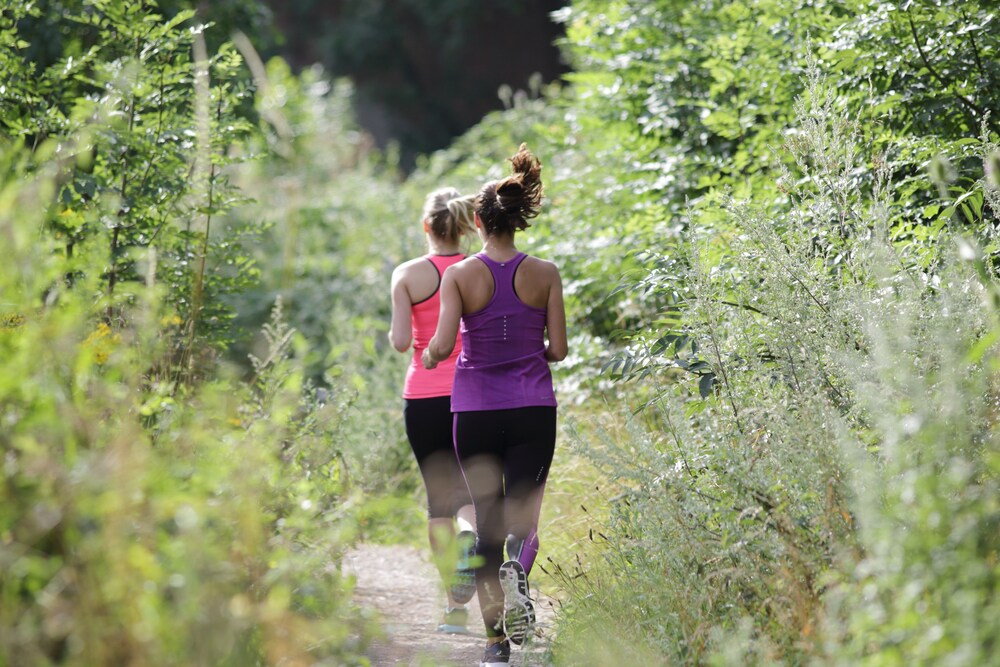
264;0;568;167
19;0;567;168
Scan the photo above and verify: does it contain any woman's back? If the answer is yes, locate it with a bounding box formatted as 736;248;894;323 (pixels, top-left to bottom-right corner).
399;253;464;399
420;144;566;655
451;252;556;314
451;252;556;412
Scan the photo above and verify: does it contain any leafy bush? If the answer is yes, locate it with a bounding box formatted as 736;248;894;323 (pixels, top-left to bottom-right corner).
543;54;1000;667
819;253;1000;666
0;141;375;664
0;2;381;663
2;0;259;366
216;56;433;531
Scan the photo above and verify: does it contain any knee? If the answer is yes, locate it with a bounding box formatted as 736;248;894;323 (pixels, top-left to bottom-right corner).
427;502;452;520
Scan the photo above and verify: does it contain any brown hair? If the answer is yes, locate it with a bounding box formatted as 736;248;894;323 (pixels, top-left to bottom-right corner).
422;187;476;243
475;143;543;236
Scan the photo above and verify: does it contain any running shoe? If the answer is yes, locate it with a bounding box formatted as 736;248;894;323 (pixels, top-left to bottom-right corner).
451;529;477;604
498;559;535;645
480;639;511;667
436;605;469;634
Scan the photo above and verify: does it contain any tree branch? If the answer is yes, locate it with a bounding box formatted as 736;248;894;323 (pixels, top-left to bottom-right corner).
906;10;987;121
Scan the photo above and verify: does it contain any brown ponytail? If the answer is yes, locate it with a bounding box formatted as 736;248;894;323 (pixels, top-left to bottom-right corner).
475;143;543;236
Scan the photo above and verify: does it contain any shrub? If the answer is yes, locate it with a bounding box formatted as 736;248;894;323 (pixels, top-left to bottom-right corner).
546;60;1000;665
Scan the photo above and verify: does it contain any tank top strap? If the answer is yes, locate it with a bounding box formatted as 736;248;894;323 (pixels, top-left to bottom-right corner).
426;253;463;274
476;252;527;298
410;254;463;306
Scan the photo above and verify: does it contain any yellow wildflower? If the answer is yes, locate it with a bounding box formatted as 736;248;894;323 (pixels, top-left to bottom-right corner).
1;313;26;330
83;322;121;363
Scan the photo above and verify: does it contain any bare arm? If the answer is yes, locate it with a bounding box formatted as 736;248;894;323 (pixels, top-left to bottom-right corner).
422;267;463;369
544;265;567;362
388;266;412;353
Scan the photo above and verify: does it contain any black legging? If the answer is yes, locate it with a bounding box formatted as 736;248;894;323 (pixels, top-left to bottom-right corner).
403;396;471;518
454;406;556;637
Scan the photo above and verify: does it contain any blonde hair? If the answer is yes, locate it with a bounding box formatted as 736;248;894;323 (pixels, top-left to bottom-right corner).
422;187;476;243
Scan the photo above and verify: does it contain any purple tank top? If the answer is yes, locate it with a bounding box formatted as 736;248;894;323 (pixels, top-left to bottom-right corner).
451;252;557;412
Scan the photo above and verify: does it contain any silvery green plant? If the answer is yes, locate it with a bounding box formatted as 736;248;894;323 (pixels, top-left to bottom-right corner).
552;60;999;665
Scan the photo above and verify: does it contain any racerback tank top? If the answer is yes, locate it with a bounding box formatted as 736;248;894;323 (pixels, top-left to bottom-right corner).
403;253;464;399
451;252;557;412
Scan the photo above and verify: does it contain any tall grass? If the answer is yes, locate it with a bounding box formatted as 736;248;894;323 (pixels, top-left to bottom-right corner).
0;14;379;662
544;66;1000;665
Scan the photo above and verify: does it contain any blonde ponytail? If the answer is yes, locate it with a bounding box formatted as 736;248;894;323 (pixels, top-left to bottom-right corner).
423;187;475;243
445;194;477;238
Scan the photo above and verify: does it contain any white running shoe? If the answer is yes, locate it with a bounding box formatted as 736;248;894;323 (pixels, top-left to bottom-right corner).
498;559;534;645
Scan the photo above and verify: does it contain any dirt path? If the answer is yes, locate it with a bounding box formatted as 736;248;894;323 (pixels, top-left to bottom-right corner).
344;544;555;666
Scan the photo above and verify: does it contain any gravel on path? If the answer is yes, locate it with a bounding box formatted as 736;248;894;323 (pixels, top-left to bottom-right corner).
344;543;555;667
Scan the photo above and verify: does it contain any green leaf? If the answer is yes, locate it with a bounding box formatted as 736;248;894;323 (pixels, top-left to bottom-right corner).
698;373;716;399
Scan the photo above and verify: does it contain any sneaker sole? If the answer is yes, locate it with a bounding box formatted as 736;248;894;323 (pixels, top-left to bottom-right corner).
451;530;477;604
499;559;534;645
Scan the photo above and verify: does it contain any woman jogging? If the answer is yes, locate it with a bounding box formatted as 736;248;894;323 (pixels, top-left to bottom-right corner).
422;145;567;667
389;187;479;634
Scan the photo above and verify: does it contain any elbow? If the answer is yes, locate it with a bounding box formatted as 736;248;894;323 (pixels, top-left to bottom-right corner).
389;330;410;353
546;345;567;363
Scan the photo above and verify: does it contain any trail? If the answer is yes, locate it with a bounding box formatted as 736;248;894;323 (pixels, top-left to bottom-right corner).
344;544;555;666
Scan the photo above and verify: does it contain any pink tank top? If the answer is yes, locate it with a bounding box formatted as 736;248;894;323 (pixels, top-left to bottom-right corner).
403;253;465;399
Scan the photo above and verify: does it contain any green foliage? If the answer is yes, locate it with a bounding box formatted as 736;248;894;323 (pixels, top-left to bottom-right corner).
0;141;374;665
542;62;1000;661
0;2;389;663
542;0;1000;351
819;257;1000;666
9;0;277;72
2;0;259;371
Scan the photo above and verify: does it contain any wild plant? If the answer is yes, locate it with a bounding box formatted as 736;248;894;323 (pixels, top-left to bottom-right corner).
0;2;378;663
2;0;257;379
0;149;375;663
549;59;999;665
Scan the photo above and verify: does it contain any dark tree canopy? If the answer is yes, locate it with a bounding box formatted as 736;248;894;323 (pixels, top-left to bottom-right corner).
263;0;568;166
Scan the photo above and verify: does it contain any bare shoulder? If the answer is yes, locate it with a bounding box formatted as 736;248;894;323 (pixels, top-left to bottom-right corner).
392;256;437;284
521;255;561;280
393;255;430;276
445;256;488;278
